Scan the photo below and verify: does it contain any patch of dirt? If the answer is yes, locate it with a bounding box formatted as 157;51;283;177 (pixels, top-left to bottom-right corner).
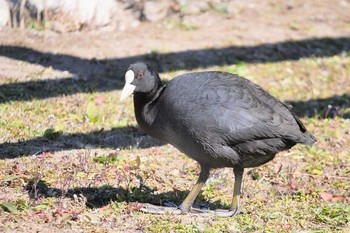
1;0;349;83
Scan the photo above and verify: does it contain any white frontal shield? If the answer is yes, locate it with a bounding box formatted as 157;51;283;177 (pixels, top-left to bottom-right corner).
120;70;136;101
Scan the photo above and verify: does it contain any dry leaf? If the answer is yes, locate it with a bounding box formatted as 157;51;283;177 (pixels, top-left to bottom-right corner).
320;191;333;201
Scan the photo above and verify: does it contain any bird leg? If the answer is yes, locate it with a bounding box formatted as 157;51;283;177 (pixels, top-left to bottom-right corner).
141;166;245;217
140;165;210;215
215;167;244;217
179;166;210;213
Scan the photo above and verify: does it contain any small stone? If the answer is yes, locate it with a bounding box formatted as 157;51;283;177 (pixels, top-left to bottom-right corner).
143;1;170;22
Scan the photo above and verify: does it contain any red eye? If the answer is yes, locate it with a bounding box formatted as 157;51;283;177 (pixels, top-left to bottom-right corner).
138;73;144;78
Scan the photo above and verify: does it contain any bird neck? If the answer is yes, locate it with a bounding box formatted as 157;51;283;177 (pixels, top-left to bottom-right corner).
133;84;166;135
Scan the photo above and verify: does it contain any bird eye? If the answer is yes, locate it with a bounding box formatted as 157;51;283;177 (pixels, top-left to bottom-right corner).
138;73;144;78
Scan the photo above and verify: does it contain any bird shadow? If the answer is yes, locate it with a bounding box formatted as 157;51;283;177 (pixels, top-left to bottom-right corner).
0;126;165;159
25;179;227;210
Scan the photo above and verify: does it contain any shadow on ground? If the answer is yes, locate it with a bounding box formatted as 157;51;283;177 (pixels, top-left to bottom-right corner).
286;93;350;118
0;93;349;159
1;37;349;159
1;37;349;103
0;126;165;159
26;180;225;210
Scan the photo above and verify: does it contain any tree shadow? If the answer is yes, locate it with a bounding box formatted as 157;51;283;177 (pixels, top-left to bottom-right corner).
286;93;350;118
1;37;349;159
25;180;226;210
1;36;349;103
0;126;165;159
0;93;349;159
0;77;120;103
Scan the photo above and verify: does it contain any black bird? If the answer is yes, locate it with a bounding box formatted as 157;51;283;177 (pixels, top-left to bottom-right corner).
120;62;316;217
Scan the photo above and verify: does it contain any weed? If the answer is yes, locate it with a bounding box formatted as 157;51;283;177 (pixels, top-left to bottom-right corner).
0;48;349;232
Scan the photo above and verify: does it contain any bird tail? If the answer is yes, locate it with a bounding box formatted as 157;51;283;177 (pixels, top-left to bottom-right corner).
300;132;317;146
287;107;316;146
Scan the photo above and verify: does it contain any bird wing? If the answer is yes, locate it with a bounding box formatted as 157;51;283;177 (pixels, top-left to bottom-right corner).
163;72;304;145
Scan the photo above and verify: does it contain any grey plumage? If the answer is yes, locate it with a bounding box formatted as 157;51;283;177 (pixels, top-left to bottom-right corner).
122;62;316;216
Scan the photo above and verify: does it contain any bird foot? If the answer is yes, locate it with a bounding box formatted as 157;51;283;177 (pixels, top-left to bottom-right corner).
140;203;240;217
140;203;211;215
140;203;182;215
214;208;240;217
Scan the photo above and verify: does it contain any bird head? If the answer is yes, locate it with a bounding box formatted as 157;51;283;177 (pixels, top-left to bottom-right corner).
120;62;160;101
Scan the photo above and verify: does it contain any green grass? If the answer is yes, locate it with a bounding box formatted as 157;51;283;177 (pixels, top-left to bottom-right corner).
1;54;349;232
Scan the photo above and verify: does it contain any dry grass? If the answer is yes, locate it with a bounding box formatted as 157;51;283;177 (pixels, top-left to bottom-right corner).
1;50;349;232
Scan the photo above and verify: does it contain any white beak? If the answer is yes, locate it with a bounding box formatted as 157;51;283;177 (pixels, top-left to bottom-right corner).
120;70;136;101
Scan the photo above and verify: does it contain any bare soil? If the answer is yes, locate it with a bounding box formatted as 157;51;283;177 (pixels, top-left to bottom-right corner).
1;0;350;83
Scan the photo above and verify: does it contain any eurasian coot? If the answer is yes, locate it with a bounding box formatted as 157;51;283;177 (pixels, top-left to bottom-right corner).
121;62;316;217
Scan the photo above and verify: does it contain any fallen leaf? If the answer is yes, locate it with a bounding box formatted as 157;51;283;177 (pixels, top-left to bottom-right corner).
331;196;344;202
282;223;292;230
127;202;144;212
95;96;105;105
135;156;141;168
99;205;111;211
320;191;333;201
1;202;18;213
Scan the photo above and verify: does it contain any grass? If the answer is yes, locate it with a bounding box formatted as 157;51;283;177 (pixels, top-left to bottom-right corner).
0;53;349;232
